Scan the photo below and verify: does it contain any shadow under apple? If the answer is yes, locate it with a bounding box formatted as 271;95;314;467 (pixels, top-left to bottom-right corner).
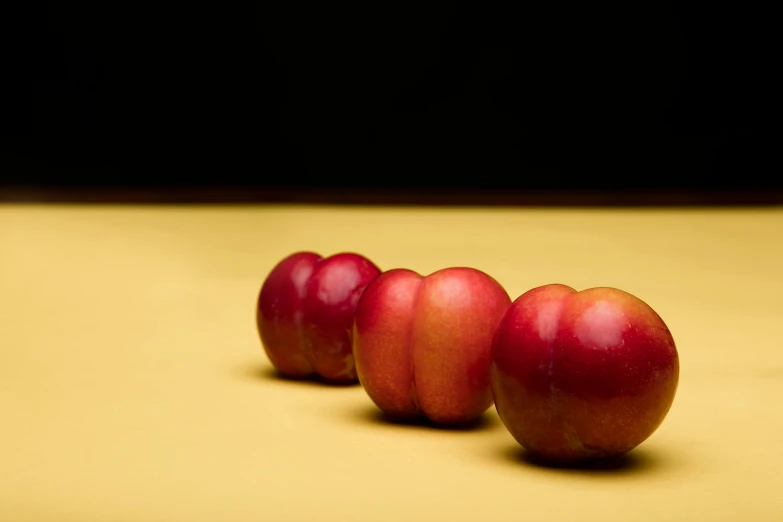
238;362;360;388
352;403;501;432
501;444;661;475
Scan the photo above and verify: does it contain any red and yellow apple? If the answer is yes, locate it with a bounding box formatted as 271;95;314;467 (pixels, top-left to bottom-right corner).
491;284;679;462
256;251;382;383
353;267;512;424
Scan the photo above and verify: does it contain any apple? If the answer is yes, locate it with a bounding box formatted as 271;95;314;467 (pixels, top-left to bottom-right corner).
353;267;512;425
256;251;382;383
491;284;680;462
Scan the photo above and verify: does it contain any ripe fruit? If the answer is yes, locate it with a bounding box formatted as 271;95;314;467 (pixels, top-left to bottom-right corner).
353;267;511;424
256;251;381;383
491;284;679;462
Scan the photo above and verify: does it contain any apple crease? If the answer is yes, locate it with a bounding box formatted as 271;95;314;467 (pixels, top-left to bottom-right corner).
408;279;423;414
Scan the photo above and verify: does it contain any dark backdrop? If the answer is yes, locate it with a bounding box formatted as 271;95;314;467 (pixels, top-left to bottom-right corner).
2;3;779;198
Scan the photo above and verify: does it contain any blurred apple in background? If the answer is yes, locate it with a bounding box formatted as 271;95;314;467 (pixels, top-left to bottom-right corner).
353;267;511;425
491;284;679;463
256;251;382;383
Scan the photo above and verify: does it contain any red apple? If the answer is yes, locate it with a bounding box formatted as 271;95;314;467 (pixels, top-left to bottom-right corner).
491;284;679;462
353;267;512;424
256;251;382;383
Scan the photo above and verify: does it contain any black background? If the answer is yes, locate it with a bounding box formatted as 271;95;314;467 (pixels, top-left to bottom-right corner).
2;3;780;198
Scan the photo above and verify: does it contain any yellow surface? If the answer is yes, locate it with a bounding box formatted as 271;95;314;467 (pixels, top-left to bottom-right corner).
1;203;782;522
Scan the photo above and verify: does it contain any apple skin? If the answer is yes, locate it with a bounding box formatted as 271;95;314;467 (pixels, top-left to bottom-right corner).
490;284;680;463
353;267;512;424
256;251;382;383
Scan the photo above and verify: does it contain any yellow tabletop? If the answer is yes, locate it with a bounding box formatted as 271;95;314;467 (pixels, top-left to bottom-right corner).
2;202;782;522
